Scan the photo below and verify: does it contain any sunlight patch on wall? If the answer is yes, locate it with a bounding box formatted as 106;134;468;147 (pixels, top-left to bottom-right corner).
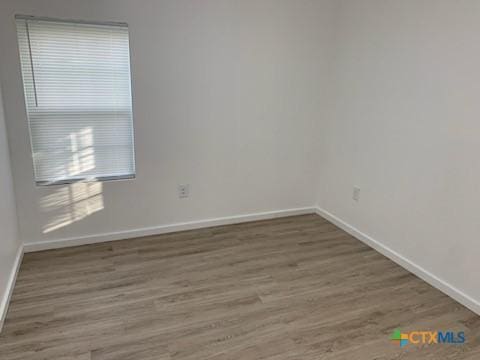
41;182;104;233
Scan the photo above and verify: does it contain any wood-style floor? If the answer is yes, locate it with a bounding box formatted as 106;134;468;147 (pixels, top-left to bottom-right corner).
0;214;479;359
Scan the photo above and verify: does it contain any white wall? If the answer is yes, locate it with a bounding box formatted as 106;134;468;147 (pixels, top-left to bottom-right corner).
0;0;331;245
0;84;21;327
317;0;480;307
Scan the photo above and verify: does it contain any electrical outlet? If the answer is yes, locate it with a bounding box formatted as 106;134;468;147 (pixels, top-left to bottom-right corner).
353;186;360;202
178;184;189;198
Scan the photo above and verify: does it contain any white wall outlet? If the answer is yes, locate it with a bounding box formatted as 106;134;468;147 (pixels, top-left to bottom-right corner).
178;184;189;198
353;186;360;202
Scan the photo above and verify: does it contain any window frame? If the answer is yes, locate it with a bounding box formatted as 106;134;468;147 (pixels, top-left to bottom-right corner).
15;14;137;186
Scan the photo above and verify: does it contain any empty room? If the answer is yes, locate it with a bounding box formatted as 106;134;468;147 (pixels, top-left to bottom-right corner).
0;0;479;359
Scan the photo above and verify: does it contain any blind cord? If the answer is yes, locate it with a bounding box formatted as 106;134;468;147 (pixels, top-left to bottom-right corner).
25;20;39;107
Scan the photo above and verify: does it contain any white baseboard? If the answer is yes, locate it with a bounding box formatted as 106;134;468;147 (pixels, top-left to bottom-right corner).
23;207;316;253
315;206;480;316
0;245;24;332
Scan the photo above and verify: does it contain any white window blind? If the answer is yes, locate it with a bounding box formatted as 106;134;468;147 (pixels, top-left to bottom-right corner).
16;16;135;185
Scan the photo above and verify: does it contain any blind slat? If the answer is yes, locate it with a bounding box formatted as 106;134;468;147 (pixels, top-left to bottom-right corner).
16;17;135;184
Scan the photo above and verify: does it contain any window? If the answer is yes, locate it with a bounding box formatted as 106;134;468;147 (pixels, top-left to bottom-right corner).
16;15;135;185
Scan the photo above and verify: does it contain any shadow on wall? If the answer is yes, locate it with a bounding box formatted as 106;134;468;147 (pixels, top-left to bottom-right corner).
39;127;104;233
